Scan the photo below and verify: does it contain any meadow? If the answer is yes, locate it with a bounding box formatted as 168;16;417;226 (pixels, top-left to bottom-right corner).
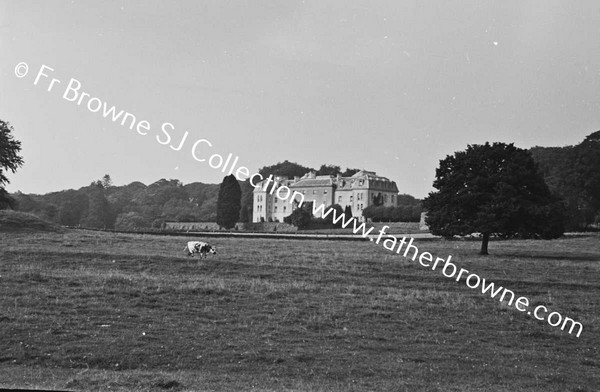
0;228;599;391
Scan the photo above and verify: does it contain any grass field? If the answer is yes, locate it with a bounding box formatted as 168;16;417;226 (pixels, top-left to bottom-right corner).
1;229;599;391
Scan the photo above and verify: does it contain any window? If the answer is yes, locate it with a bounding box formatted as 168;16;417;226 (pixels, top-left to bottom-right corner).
283;206;286;212
324;189;328;194
275;206;277;212
350;195;353;202
338;195;342;203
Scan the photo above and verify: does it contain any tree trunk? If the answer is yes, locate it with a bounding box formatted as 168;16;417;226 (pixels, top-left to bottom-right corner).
480;232;490;255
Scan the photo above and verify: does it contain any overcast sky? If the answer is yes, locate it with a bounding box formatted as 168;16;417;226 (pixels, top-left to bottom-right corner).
2;1;599;198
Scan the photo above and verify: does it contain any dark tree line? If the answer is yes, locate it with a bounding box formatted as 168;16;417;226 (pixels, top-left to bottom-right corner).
530;131;600;230
12;177;223;230
258;160;360;179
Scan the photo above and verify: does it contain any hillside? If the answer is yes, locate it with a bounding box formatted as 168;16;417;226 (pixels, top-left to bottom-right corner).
0;210;64;232
9;161;423;231
10;179;223;230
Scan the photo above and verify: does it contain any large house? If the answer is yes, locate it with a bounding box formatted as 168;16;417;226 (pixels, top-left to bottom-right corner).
253;170;399;223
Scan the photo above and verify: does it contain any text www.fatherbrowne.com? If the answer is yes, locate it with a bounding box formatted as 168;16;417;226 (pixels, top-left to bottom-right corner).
306;201;584;338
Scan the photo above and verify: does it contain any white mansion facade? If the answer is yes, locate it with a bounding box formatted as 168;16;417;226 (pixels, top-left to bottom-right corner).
253;170;399;223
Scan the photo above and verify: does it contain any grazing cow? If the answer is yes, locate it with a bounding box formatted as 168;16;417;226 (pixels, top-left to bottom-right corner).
185;241;217;258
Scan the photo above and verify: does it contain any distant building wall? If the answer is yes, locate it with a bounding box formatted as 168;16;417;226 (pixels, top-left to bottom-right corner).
165;221;297;232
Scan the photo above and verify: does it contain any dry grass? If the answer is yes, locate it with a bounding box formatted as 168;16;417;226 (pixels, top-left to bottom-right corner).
0;230;599;391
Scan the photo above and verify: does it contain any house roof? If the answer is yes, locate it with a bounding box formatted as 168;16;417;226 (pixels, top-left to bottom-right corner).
290;178;334;188
351;170;376;178
253;170;399;192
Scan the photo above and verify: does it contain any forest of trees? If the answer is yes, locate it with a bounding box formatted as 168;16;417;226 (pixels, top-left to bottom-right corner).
530;130;600;230
11;130;597;234
9;161;394;231
11;177;225;230
257;160;360;179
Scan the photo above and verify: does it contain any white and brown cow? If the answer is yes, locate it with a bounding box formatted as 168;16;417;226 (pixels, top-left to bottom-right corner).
184;241;217;258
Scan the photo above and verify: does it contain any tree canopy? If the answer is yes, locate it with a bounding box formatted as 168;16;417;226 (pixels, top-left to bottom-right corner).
0;120;24;209
530;130;600;229
316;164;341;176
283;207;312;229
216;174;242;229
423;142;564;255
258;160;362;180
258;160;313;179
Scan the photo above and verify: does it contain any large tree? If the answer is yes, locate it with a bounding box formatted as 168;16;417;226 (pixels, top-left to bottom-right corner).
81;182;114;229
423;142;564;255
284;207;312;229
0;120;24;209
216;174;242;229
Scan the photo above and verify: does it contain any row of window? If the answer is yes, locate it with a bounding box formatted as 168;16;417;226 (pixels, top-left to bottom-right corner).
299;189;328;195
257;205;288;213
258;203;368;218
340;179;365;187
337;192;367;203
258;192;395;205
